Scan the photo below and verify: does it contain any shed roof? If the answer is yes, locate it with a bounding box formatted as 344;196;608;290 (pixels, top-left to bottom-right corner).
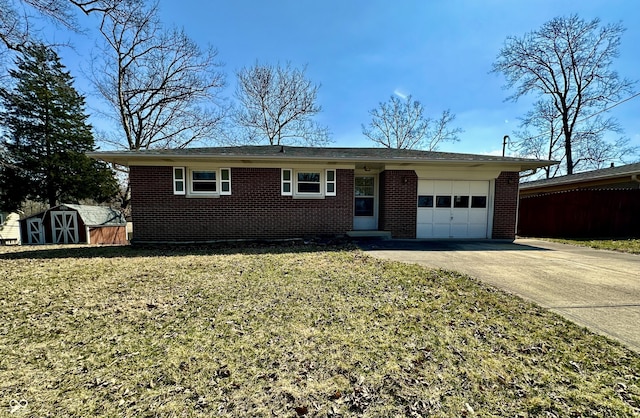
23;204;126;226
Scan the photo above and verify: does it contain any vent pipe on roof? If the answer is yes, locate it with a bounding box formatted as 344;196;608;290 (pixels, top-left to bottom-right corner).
502;135;510;157
611;162;615;168
280;145;285;153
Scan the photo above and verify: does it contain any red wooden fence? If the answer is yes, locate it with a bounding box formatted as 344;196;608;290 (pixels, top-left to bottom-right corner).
518;189;640;238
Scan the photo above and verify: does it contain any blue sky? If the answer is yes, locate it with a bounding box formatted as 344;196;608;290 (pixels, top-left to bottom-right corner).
42;0;640;156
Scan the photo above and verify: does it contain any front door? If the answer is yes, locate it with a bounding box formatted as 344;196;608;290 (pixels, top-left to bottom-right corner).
353;175;378;230
51;211;79;244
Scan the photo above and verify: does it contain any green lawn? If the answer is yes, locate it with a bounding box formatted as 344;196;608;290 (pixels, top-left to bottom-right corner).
543;238;640;254
1;244;639;417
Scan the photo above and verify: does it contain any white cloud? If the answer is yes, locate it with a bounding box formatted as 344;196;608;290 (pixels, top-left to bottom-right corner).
393;89;408;100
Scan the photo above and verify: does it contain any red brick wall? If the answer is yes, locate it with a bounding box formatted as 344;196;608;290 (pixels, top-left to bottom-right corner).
129;166;354;242
379;170;418;238
492;171;519;240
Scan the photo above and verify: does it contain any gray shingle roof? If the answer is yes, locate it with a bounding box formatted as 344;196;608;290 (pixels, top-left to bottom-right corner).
520;162;640;189
89;145;553;165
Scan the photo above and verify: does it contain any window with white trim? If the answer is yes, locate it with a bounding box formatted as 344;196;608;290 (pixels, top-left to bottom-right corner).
282;169;292;196
281;168;337;198
297;172;321;194
191;170;217;193
173;167;232;197
220;168;231;195
325;169;336;196
173;167;186;195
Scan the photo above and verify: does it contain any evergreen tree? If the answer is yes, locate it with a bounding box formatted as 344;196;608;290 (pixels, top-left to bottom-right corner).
0;44;118;212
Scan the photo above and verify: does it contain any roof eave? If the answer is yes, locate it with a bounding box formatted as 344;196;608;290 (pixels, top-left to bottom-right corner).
88;151;555;171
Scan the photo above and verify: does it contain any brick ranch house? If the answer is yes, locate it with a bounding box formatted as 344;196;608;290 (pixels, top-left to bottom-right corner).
89;146;552;244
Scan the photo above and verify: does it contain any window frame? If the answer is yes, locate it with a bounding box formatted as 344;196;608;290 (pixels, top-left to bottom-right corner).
296;171;322;195
189;169;218;195
281;168;337;198
173;167;232;197
173;167;186;195
220;168;231;195
325;169;336;196
281;169;293;196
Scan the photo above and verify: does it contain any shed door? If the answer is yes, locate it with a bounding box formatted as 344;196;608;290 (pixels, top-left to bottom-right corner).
417;180;489;239
27;218;45;244
51;211;79;244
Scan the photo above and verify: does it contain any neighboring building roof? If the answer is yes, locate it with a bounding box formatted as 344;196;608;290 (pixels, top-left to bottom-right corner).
520;162;640;194
88;145;555;171
22;204;126;226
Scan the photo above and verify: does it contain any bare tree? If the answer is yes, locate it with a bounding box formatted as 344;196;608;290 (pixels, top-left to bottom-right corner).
234;62;330;146
362;95;461;150
0;0;128;51
91;0;226;151
512;97;637;178
493;15;635;175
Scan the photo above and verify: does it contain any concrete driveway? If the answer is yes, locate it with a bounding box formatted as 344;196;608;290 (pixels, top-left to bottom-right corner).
359;238;640;353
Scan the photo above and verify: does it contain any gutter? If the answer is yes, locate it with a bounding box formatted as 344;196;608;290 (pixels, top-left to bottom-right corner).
87;152;556;172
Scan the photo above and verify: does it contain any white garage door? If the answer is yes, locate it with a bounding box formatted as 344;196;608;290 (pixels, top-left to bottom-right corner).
417;180;489;239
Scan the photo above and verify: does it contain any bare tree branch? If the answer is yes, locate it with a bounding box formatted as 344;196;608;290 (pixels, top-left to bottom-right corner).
233;62;330;146
0;0;131;52
91;0;226;152
361;95;461;150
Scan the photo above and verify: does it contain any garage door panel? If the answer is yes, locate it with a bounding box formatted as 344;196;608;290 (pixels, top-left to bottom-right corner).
469;210;487;223
452;209;469;222
451;224;468;237
433;209;451;223
434;181;452;194
433;224;451;238
452;182;470;194
468;224;487;237
470;182;488;194
417;224;433;237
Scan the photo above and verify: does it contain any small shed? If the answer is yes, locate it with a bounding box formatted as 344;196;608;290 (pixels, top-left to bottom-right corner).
20;204;127;245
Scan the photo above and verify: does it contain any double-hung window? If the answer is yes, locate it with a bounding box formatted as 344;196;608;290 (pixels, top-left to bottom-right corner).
297;172;321;194
173;167;231;197
191;170;217;194
281;169;337;198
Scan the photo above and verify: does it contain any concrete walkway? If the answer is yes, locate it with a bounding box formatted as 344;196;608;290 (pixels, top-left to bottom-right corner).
359;238;640;353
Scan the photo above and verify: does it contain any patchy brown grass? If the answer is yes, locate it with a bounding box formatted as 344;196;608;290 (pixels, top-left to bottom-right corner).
543;238;640;254
1;244;639;417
